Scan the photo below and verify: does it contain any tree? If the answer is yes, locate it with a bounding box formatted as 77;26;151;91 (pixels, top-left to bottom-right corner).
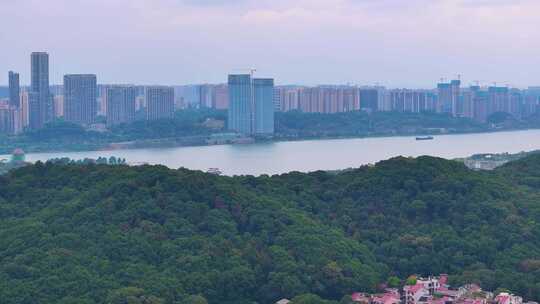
181;295;208;304
387;276;401;288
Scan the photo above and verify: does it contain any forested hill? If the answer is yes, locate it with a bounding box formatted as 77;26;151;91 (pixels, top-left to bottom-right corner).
1;156;540;304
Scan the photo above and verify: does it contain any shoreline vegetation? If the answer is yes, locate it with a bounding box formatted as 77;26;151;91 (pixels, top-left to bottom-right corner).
1;109;540;155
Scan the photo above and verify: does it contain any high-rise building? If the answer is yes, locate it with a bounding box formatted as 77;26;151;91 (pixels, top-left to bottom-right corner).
53;95;64;118
20;91;29;127
214;84;229;110
387;89;437;113
146;86;175;120
299;87;323;113
198;84;214;108
8;71;20;108
450;80;461;116
106;86;137;126
64;74;97;125
253;78;275;134
0;104;21;135
273;87;282;112
523;87;540;117
274;87;302;112
227;74;274;135
228;74;253;134
437;79;460;115
473;90;489;122
198;84;229;110
360;88;379;111
294;86;360;114
359;86;387;112
29;52;51;129
341;87;360;112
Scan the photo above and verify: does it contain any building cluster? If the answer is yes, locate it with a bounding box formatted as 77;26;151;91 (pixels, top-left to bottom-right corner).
193;80;540;124
0;52;178;135
3;53;540;136
1;52;277;136
276;275;538;304
272;80;540;122
344;274;536;304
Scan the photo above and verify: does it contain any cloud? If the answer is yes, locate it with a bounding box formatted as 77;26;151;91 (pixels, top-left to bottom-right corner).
1;0;540;87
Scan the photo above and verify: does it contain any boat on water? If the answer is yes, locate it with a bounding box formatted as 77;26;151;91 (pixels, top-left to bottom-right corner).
415;136;434;141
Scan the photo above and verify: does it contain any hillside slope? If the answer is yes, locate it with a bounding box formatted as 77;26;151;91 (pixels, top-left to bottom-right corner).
0;156;539;303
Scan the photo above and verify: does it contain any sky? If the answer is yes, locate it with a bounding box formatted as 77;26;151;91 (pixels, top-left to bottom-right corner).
1;0;539;88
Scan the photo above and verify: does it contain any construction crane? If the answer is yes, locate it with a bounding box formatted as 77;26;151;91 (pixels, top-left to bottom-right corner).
248;68;256;78
233;68;257;78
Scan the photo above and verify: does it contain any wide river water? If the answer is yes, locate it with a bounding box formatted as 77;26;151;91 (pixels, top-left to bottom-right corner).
3;129;540;176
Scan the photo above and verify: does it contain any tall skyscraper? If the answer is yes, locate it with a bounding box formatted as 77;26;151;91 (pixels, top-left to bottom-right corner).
106;86;137;126
146;86;175;120
228;74;253;135
29;52;51;129
253;78;275;134
8;71;20;108
228;74;275;135
64;74;97;125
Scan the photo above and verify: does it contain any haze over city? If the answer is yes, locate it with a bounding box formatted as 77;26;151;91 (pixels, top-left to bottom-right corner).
4;1;540;304
2;0;540;87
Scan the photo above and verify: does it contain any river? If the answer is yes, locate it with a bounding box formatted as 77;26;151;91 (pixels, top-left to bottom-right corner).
2;129;540;176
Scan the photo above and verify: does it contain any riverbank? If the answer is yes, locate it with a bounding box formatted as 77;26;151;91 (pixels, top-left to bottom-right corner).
3;109;540;157
5;128;540;176
0;124;532;156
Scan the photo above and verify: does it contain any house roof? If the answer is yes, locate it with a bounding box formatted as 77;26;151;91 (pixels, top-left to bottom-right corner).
408;284;426;293
352;292;371;302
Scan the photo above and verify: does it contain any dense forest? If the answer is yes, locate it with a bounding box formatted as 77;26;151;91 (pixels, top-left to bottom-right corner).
1;109;535;154
1;155;540;303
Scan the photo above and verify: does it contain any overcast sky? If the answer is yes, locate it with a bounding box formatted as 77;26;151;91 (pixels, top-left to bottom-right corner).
1;0;539;88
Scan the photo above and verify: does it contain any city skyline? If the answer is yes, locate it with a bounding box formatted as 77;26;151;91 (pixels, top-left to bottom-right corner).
2;0;540;87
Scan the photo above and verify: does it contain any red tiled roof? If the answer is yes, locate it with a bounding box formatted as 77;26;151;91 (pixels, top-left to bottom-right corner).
352;292;370;302
408;284;425;293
